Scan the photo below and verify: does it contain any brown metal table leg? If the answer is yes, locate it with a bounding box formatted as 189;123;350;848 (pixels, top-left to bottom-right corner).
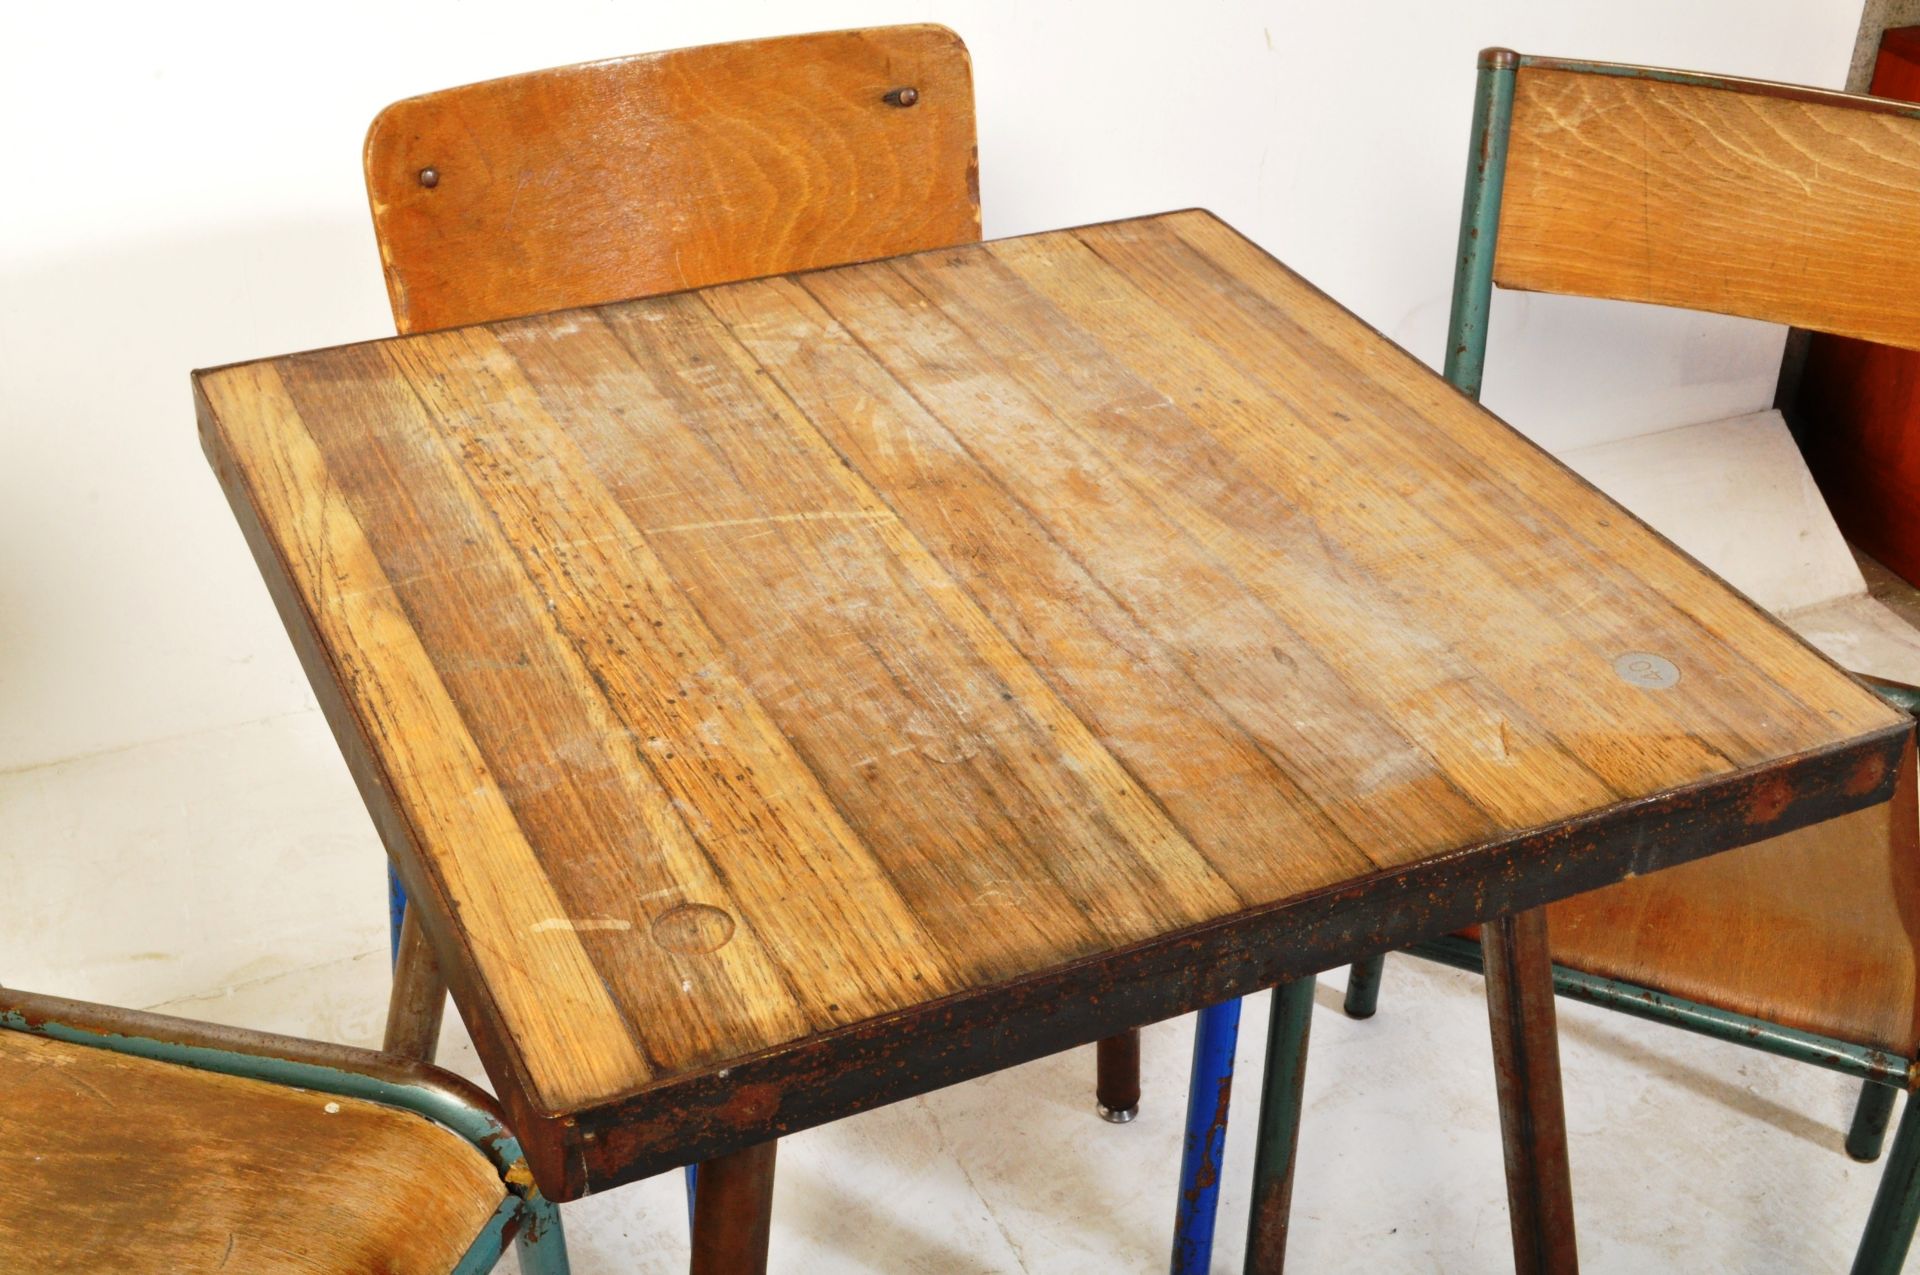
1483;907;1579;1274
1097;1027;1142;1122
691;1139;778;1275
383;904;447;1061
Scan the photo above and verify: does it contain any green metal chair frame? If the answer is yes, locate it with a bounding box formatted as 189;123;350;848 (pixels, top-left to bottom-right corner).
1331;49;1920;1275
0;987;570;1275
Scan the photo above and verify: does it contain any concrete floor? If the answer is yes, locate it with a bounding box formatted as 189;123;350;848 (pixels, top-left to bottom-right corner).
3;705;1902;1272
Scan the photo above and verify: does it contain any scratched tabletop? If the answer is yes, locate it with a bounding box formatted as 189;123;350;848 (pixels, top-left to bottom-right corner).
196;210;1909;1197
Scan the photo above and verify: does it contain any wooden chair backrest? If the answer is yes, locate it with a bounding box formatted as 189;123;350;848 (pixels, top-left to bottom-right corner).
1493;55;1920;351
364;25;979;333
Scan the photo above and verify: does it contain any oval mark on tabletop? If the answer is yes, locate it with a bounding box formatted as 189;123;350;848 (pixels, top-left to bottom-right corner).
917;737;980;765
651;903;736;954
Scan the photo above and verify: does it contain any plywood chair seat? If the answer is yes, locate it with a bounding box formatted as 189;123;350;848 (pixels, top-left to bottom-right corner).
1538;800;1919;1056
0;1025;508;1274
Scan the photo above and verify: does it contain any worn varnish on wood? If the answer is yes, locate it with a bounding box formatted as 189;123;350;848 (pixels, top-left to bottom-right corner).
365;25;979;333
1496;61;1920;350
196;210;1910;1197
0;1029;504;1274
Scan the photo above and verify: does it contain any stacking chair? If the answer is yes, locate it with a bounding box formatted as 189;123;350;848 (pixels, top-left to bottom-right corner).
0;986;565;1274
1297;50;1920;1274
360;21;1151;1260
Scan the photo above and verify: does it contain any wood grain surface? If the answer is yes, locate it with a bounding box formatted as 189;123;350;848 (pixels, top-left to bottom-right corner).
0;1029;504;1274
1497;64;1920;350
365;25;979;334
197;210;1909;1196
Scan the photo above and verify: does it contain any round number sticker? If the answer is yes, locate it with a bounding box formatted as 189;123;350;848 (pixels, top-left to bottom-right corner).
1612;651;1680;690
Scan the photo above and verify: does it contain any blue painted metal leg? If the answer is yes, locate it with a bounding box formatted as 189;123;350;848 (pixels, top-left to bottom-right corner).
514;1193;572;1275
684;1163;699;1230
388;861;407;967
1853;1089;1920;1275
1171;999;1244;1275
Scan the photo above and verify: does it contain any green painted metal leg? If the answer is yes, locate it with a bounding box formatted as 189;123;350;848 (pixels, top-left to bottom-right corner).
1244;978;1316;1273
1853;1081;1903;1164
515;1194;571;1275
1853;1090;1920;1275
1343;955;1385;1019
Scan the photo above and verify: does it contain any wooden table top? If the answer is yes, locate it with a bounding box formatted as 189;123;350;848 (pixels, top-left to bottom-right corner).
196;210;1910;1198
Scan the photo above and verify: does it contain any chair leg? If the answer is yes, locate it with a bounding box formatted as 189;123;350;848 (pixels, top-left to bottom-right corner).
1098;1027;1142;1123
387;860;407;966
1482;909;1579;1275
514;1192;572;1275
1853;1080;1903;1164
1853;1090;1920;1275
683;1163;699;1229
1171;999;1244;1275
690;1140;777;1275
383;902;447;1061
1343;954;1386;1019
1243;978;1316;1274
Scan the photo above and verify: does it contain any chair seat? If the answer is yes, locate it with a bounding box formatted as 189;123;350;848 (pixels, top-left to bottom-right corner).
0;1028;506;1274
1537;799;1920;1057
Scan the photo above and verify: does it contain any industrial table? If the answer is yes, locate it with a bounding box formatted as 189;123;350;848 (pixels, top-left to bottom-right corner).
196;209;1911;1271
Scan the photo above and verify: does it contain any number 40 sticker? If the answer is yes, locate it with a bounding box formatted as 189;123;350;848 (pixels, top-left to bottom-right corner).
1612;651;1680;690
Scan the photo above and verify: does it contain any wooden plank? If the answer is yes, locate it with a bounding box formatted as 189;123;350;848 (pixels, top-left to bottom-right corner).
706;274;1398;895
1496;64;1920;350
271;342;821;1073
365;25;979;333
196;362;651;1110
0;1030;504;1275
506;302;1242;959
883;240;1651;833
1160;210;1897;746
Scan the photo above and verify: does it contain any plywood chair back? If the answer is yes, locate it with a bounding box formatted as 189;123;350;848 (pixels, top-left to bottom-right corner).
1444;49;1920;398
365;24;980;333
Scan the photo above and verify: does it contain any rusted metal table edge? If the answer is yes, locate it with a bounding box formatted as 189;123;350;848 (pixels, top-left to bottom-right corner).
506;722;1909;1199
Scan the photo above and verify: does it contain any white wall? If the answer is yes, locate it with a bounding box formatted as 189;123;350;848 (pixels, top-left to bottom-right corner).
0;1;1864;774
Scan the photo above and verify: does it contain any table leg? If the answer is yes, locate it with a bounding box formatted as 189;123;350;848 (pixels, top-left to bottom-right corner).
1097;1027;1142;1122
1243;977;1315;1274
691;1139;777;1275
1483;907;1579;1274
1171;999;1244;1275
383;903;447;1061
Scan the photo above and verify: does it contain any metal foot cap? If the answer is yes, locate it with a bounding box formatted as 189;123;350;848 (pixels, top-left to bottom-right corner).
1097;1102;1138;1124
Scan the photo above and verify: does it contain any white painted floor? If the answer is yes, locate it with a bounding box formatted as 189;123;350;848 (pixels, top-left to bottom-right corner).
3;705;1900;1273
